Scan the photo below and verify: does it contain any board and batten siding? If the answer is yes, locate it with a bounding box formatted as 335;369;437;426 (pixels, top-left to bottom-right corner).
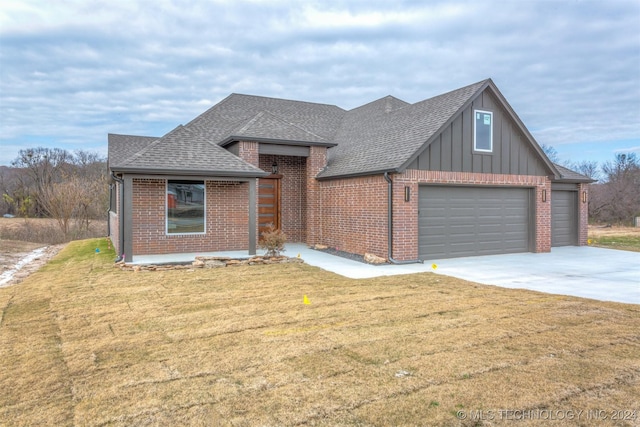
407;89;548;176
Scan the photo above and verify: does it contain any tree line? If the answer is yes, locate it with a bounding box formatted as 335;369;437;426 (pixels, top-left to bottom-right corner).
542;145;640;225
0;147;109;237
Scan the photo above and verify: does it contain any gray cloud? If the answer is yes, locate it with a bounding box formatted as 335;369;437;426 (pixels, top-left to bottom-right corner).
1;0;638;165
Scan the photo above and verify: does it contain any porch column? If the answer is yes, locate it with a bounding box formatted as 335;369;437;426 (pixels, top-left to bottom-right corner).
305;146;327;247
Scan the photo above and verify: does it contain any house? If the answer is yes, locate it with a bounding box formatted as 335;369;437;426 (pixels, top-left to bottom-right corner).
108;79;593;263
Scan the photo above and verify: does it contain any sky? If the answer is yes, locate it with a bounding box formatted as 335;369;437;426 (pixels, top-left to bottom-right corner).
1;0;639;167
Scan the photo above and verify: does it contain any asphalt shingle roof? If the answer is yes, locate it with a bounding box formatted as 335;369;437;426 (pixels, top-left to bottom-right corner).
186;93;345;144
553;163;595;183
318;80;488;178
112;125;267;177
108;134;158;168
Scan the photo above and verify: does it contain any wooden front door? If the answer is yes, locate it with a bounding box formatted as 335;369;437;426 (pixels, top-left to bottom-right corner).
258;177;281;239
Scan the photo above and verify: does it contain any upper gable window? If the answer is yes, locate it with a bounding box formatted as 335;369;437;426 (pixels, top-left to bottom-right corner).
167;180;206;234
474;110;493;152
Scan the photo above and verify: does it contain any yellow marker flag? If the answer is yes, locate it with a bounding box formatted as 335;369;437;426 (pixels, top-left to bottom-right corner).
587;239;592;245
303;295;311;305
431;263;438;270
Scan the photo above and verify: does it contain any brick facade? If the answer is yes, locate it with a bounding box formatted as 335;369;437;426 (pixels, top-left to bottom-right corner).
118;146;585;260
315;170;553;262
318;175;389;258
578;183;589;246
131;179;249;255
305;146;326;247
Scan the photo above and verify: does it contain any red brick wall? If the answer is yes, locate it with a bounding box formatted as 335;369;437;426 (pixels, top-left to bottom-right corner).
259;155;307;242
306;146;326;247
131;179;249;255
317;171;552;262
318;175;389;258
238;141;259;167
578;183;589;245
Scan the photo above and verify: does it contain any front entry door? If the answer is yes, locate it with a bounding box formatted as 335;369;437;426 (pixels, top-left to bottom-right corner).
258;177;281;239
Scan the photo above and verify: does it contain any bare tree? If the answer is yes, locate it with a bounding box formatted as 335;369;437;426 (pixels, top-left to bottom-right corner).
541;144;560;163
11;147;74;217
567;160;601;181
591;153;640;224
39;174;84;236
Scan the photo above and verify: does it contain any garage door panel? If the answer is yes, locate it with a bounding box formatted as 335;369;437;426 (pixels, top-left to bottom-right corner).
552;191;577;246
419;186;530;259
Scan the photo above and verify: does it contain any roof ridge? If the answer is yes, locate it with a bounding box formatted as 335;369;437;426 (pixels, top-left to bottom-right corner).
228;93;344;110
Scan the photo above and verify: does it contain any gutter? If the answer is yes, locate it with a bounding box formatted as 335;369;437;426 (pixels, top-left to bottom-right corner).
110;172;125;262
383;172;423;265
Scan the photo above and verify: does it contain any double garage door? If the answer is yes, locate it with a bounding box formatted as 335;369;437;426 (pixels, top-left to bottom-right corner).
418;186;531;260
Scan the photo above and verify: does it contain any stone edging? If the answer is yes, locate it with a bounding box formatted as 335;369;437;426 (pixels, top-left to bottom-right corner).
115;255;304;271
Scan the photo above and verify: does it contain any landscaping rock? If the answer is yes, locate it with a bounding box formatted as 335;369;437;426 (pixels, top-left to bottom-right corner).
116;254;304;271
203;259;225;269
314;244;328;250
364;253;387;264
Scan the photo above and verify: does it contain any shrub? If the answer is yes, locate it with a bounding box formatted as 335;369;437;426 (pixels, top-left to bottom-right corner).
259;224;287;257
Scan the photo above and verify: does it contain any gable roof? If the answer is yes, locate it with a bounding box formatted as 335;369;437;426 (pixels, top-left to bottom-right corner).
110;125;268;177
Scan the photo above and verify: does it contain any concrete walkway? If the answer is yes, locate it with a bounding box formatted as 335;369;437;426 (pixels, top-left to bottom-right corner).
132;244;639;305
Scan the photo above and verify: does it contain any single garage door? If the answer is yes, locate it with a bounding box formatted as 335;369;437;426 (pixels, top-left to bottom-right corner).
551;190;578;246
419;186;531;260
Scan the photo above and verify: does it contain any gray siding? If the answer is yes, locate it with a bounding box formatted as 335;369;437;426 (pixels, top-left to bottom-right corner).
409;89;548;176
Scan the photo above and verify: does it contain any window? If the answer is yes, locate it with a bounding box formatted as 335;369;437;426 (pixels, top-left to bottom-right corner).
167;180;205;234
474;110;493;152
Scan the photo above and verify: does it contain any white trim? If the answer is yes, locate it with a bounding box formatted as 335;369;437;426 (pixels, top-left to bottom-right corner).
473;109;493;153
166;179;207;235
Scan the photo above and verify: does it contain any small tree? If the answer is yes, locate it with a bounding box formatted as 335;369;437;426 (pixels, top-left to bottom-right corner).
258;224;287;257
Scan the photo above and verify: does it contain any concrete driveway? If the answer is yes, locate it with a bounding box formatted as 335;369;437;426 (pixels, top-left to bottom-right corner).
290;244;639;305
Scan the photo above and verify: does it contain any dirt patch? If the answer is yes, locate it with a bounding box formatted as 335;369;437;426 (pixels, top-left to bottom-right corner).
0;240;66;288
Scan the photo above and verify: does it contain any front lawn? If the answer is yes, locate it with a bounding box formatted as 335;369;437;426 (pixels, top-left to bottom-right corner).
589;225;640;252
1;239;639;426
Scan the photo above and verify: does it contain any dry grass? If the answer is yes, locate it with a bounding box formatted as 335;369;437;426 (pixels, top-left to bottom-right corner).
589;225;640;252
0;217;106;244
1;238;639;426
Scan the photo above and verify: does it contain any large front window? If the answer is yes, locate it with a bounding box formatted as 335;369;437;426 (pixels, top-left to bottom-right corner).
167;181;205;234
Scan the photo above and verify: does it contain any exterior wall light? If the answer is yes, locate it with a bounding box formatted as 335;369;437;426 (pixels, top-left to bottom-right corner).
272;161;278;175
541;189;547;203
404;186;411;202
582;190;587;203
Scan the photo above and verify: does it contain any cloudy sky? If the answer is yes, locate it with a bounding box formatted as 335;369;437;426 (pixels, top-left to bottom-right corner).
1;0;638;166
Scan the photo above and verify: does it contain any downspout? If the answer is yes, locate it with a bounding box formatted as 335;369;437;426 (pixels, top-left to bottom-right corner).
384;172;423;265
110;172;125;262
